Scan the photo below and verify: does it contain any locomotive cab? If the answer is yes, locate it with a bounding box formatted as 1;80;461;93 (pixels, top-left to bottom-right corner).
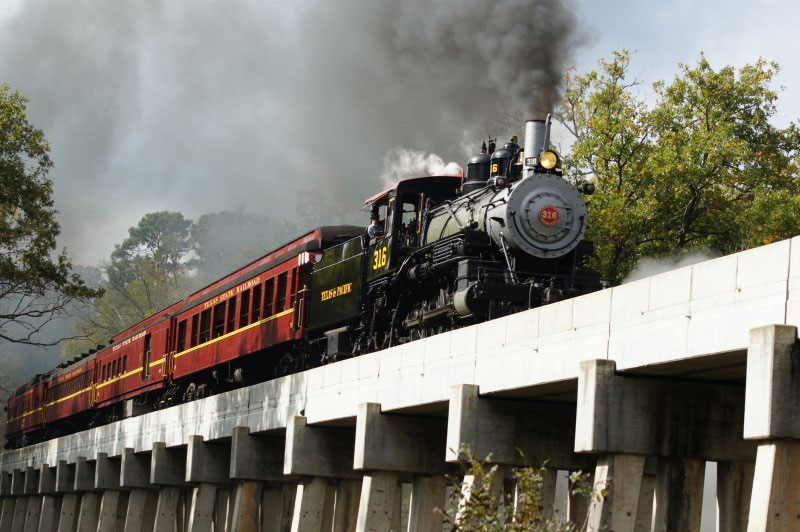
364;176;462;281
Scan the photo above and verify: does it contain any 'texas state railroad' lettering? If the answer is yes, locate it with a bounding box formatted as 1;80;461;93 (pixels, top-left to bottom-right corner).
203;276;262;310
320;282;353;302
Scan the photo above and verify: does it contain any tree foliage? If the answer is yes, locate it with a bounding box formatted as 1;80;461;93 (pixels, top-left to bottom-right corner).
0;84;101;346
65;209;299;358
64;212;193;357
191;209;301;285
440;448;597;531
557;51;800;284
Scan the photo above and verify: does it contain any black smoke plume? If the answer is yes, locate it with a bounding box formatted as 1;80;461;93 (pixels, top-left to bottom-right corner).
0;0;584;264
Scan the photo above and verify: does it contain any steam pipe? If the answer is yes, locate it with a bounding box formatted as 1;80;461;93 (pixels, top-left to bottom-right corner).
542;114;552;152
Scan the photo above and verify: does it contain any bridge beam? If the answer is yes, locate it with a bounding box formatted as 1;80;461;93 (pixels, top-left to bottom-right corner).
0;471;10;495
447;384;593;469
10;469;23;496
447;383;591;522
55;461;75;493
576;358;756;531
744;324;800;530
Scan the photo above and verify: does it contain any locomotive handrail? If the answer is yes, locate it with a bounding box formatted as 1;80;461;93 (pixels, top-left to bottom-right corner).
296;285;308;329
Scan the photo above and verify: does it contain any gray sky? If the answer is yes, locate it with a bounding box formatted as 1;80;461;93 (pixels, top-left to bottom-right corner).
1;0;798;266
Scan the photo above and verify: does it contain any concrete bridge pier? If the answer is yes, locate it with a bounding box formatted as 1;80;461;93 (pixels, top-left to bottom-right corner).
635;468;656;532
0;473;11;532
744;324;800;530
37;463;61;532
94;453;128;532
150;442;190;532
7;468;27;532
353;402;452;531
120;448;158;532
20;466;42;531
256;481;296;532
284;416;361;532
230;426;295;531
184;435;231;531
55;460;79;532
576;359;756;532
73;457;101;532
446;384;594;525
0;471;12;532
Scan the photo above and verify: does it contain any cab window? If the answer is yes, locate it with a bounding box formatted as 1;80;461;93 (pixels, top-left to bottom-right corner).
399;193;422;247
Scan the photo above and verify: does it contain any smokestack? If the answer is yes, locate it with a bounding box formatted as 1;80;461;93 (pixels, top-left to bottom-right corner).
523;119;546;175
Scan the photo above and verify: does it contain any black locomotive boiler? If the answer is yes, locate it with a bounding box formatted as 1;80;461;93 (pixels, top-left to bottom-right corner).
306;117;603;358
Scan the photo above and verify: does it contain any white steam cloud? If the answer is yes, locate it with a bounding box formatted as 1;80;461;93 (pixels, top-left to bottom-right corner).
380;149;463;187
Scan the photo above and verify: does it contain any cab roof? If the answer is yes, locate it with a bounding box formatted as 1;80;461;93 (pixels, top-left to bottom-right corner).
364;175;463;206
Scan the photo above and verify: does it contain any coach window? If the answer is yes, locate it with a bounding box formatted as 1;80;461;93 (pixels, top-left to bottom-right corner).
112;360;117;378
102;365;107;382
212;302;226;338
123;356;127;374
199;308;212;343
240;289;251;328
226;296;237;333
264;279;274;317
276;272;287;311
177;320;187;352
191;315;199;347
252;284;262;323
142;334;152;380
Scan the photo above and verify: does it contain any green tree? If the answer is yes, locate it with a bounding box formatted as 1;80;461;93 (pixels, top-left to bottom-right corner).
0;84;101;346
191;209;301;285
64;212;193;357
557;51;800;284
440;448;597;531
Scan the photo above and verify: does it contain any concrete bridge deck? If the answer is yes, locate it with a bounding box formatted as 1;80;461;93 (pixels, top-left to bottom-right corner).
2;236;800;531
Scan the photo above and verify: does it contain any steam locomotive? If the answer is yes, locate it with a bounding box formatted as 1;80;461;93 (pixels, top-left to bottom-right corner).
5;117;602;449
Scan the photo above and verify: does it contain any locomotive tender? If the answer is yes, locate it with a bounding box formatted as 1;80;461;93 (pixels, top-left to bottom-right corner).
5;118;602;449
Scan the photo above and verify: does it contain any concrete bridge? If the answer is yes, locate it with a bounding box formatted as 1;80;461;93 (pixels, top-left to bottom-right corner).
2;236;800;531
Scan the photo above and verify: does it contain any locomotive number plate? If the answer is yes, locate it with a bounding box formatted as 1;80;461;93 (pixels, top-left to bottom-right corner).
372;246;388;270
539;205;559;226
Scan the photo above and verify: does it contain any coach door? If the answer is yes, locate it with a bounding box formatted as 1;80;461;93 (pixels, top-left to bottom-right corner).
141;334;152;381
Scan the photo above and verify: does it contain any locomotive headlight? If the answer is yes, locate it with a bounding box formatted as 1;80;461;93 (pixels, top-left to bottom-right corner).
539;150;559;170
